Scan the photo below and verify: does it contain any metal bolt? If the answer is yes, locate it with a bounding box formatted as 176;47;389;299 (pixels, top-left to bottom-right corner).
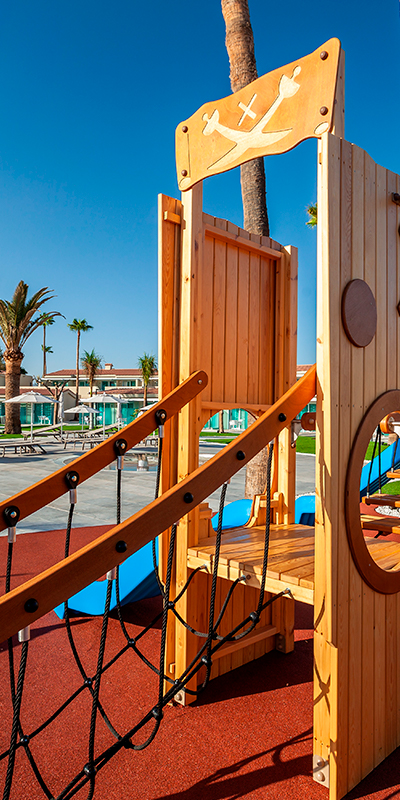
392;192;400;205
316;757;325;768
278;413;287;422
116;540;127;553
181;169;188;177
182;125;188;133
183;492;194;504
197;379;203;384
320;51;328;60
10;510;17;519
316;772;325;782
320;106;328;116
24;598;39;613
236;450;245;460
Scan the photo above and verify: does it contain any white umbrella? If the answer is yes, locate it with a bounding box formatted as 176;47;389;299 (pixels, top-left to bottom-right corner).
85;394;128;436
64;404;97;431
4;391;56;443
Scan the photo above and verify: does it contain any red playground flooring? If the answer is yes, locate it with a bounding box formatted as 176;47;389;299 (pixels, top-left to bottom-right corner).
0;526;399;800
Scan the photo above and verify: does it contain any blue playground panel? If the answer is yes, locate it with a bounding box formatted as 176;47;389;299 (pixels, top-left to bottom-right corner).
295;494;315;526
54;540;160;618
211;498;253;531
359;438;400;499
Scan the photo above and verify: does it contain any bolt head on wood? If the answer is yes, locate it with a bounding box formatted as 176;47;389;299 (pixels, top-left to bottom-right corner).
182;125;188;133
181;169;188;177
320;51;329;60
319;106;328;116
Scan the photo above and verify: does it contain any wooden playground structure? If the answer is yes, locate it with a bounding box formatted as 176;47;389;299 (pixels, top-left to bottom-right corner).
0;37;400;800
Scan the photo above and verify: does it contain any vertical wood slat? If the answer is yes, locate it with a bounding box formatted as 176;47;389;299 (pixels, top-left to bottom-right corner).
316;133;400;799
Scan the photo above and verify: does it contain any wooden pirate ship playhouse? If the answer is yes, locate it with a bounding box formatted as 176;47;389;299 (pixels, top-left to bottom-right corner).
0;37;399;800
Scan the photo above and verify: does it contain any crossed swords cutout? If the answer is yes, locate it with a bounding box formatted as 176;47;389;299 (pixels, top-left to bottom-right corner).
202;66;301;170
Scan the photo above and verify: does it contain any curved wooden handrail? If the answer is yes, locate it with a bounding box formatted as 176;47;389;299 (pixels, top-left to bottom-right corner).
0;370;207;533
0;365;316;642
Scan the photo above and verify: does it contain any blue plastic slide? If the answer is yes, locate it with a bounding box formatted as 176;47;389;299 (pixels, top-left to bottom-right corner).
359;438;400;499
54;540;160;618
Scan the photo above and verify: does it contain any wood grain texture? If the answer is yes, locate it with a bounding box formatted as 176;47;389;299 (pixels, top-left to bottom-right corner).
176;39;341;190
0;366;316;645
316;133;400;799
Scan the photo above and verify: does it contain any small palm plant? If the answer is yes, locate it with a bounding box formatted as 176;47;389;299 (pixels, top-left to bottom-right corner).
39;311;64;376
68;318;93;405
306;203;317;228
138;353;157;407
81;349;103;397
0;281;58;433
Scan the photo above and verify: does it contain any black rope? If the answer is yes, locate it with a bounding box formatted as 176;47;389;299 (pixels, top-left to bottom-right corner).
1;427;286;800
366;426;379;497
85;576;114;798
2;641;29;800
152;434;165;596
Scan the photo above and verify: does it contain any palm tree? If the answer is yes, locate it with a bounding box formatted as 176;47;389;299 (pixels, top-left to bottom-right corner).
138;353;157;407
81;349;102;396
221;0;269;236
41;345;53;376
68;318;93;405
0;347;5;372
221;0;270;495
306;203;318;228
0;281;56;434
39;311;64;376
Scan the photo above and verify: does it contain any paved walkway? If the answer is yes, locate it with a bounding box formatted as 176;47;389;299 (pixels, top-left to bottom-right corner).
0;443;315;534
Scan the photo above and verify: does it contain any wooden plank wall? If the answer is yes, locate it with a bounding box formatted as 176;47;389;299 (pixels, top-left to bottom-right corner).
158;186;298;697
315;132;400;799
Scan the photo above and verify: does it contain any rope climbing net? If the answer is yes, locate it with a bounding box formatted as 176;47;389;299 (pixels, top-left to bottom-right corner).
0;420;285;800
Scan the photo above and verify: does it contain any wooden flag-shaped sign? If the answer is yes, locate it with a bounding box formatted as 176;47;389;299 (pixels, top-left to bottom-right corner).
176;38;341;191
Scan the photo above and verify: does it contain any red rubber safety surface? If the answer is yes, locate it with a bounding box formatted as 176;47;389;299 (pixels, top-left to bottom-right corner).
0;527;399;800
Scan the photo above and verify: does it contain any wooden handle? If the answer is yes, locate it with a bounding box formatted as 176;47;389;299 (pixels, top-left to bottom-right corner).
0;365;316;642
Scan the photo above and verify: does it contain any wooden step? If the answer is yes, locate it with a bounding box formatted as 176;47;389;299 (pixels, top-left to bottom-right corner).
188;523;315;605
361;514;400;535
363;494;400;508
386;471;400;480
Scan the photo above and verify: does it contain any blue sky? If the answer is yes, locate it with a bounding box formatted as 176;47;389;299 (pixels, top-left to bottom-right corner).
0;1;399;376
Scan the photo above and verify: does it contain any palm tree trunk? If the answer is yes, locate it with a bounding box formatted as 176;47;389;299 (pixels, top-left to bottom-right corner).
221;0;270;493
143;382;148;407
42;326;46;376
75;331;80;406
4;351;23;434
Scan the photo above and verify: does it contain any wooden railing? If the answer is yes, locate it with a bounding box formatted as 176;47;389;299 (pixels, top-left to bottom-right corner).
0;365;316;642
0;370;207;533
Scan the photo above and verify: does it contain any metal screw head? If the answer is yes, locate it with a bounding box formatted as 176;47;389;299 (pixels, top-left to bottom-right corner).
24;598;39;614
10;510;17;519
236;450;245;461
320;50;328;60
197;379;203;384
183;492;194;504
116;540;128;553
392;192;400;205
182;125;188;133
320;106;329;116
316;771;326;782
181;169;188;177
278;412;287;422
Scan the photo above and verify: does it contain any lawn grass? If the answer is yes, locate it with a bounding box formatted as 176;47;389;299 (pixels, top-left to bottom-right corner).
381;480;400;494
295;436;316;454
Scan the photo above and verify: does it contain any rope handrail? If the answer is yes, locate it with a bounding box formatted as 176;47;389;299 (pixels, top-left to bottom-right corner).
0;364;316;643
0;370;207;533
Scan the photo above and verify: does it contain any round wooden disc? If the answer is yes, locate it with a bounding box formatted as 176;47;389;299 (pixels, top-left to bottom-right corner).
341;279;377;347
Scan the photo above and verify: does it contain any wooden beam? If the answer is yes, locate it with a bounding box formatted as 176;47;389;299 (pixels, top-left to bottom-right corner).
0;370;207;532
0;365;316;643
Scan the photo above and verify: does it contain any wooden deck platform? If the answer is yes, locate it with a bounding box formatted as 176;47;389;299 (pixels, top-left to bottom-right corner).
187;523;315;606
